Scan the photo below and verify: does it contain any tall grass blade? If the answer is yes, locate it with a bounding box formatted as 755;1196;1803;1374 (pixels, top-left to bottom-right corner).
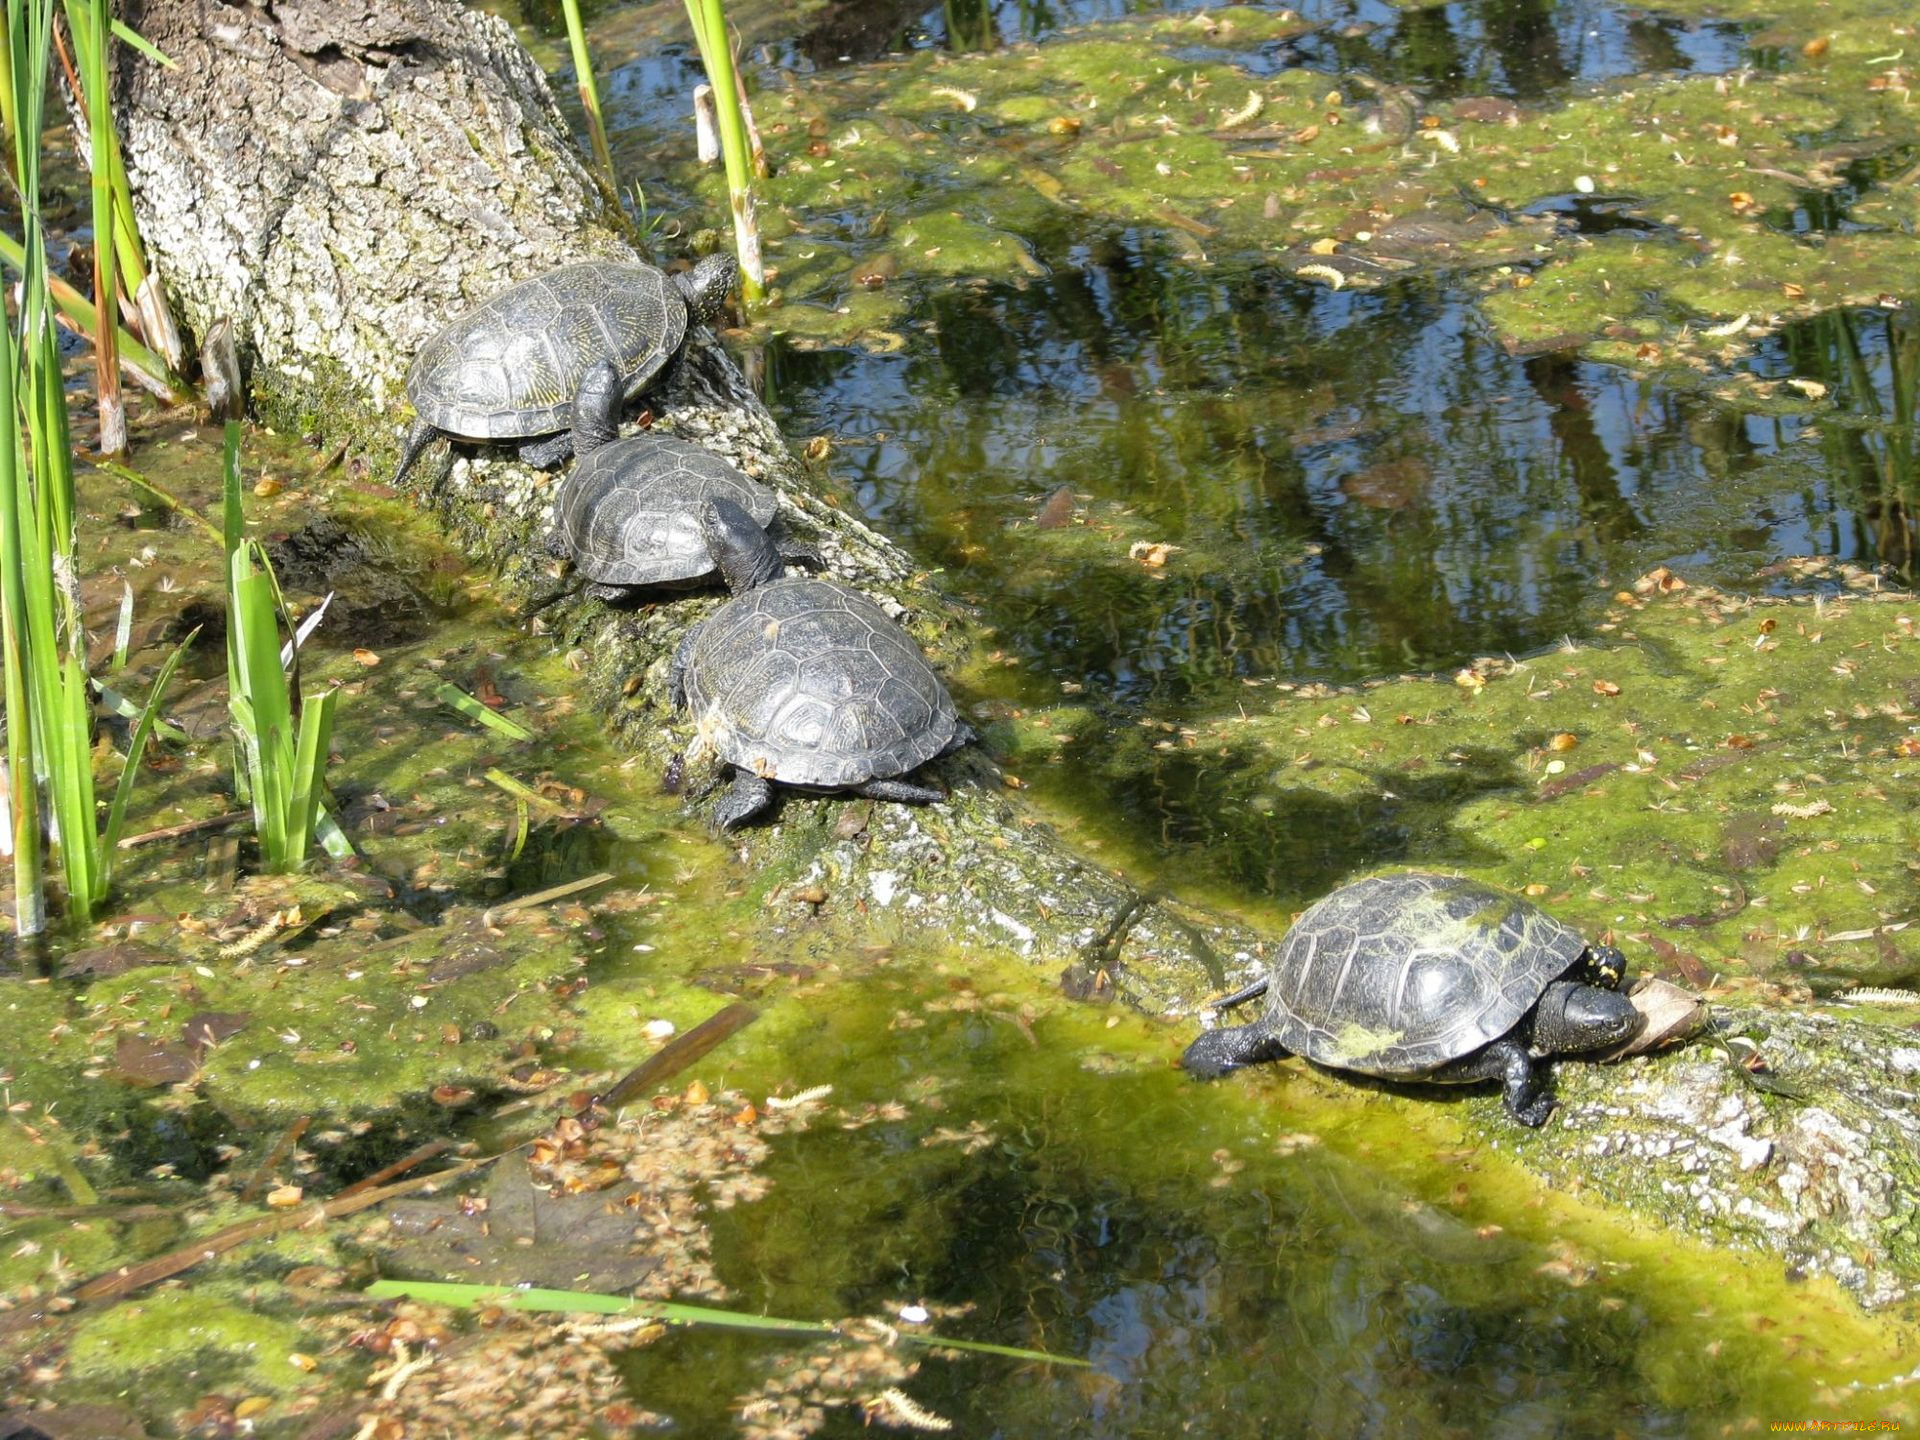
557;0;615;186
0;304;45;934
683;0;764;302
74;0;124;453
287;685;336;860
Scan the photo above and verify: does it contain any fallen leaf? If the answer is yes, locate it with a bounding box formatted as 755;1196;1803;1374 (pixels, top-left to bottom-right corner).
1128;540;1181;567
1600;977;1709;1059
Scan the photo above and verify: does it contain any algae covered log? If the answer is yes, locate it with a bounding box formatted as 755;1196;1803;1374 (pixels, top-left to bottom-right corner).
106;0;1920;1308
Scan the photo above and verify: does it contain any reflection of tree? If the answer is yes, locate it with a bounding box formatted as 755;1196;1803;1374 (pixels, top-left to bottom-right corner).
793;0;931;66
1378;6;1471;95
943;0;998;52
1623;16;1689;74
1475;0;1574;100
1782;308;1919;580
1521;351;1646;544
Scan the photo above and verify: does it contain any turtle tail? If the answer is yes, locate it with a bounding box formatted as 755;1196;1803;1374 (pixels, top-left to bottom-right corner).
392;416;438;488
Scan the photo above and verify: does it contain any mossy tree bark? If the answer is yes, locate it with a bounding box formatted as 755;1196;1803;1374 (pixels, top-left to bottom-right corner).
110;0;1919;1308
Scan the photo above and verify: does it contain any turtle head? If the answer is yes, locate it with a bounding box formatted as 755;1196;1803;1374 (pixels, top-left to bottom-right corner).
677;252;740;324
699;497;783;593
571;359;624;458
1529;979;1642;1057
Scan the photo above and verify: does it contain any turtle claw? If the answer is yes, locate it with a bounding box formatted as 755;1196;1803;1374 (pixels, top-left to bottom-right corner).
517;430;575;468
1486;1038;1556;1126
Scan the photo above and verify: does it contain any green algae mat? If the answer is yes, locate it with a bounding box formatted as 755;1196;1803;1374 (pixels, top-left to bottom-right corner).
1028;559;1920;993
654;0;1920;371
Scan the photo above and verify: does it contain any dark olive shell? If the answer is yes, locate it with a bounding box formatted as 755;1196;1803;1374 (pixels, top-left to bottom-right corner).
679;576;962;788
405;262;687;440
1258;873;1589;1076
556;436;777;588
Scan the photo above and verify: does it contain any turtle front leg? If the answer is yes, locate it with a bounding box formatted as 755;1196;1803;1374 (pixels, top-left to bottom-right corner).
851;777;946;805
714;771;776;831
517;430;576;468
1461;1037;1556;1127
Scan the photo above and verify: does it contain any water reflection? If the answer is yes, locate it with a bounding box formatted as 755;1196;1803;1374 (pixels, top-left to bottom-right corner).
1754;306;1920;579
781;0;1753;101
617;1007;1775;1435
763;232;1823;713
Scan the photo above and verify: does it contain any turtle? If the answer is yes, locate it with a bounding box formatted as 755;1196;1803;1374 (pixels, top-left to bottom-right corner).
392;253;738;486
1181;872;1642;1126
543;361;784;601
669;497;970;831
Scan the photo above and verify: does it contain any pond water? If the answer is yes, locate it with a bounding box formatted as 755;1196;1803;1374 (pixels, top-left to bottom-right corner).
3;0;1916;1432
544;0;1920;904
527;1;1920;1433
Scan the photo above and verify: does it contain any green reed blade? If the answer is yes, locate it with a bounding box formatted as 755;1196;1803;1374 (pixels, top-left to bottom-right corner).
100;631;195;865
683;0;764;302
557;0;614;184
287;684;337;865
435;681;534;740
361;1279;1089;1365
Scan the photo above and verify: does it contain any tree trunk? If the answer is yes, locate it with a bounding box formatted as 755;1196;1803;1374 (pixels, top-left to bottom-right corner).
110;0;1920;1310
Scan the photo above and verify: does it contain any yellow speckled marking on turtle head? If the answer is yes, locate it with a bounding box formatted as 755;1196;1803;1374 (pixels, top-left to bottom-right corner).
1327;1020;1405;1064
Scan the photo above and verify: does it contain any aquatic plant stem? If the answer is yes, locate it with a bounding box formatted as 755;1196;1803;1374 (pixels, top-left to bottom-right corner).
78;0;122;453
55;2;183;373
683;0;764;302
557;0;615;187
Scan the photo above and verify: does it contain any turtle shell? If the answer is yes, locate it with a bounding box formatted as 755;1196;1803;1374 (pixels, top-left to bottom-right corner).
1262;873;1589;1077
679;576;962;789
406;262;687;441
557;436;778;588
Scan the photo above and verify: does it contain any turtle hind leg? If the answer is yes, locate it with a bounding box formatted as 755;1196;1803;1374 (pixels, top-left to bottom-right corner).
1181;1022;1290;1080
583;581;638;604
713;772;776;831
852;777;946;805
392;417;439;487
